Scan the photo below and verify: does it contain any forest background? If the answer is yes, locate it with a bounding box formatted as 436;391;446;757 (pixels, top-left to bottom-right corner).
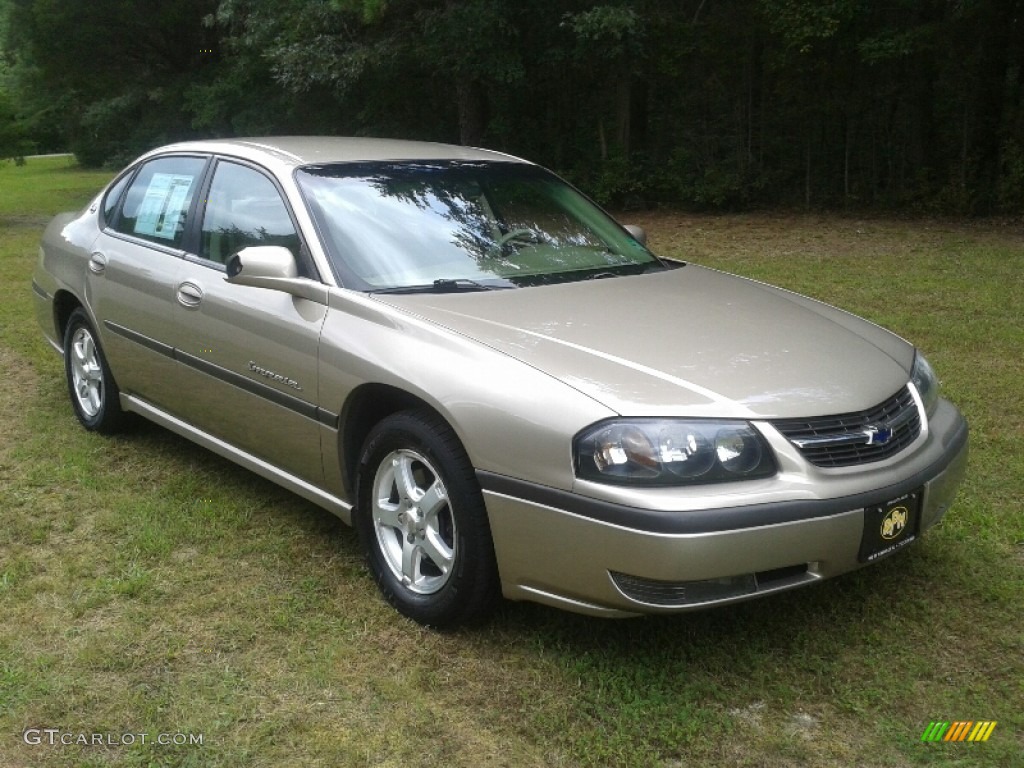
1;0;1023;214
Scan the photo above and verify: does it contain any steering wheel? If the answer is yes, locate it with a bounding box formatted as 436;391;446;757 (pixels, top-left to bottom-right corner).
497;228;538;247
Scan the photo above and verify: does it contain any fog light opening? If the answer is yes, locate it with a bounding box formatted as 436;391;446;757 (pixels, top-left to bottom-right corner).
610;563;813;607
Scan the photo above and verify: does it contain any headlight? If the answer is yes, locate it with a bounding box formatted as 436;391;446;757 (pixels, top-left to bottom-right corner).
911;352;939;416
575;419;777;486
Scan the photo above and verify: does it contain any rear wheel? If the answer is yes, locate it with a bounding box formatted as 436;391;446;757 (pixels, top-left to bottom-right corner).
355;410;499;627
63;308;126;433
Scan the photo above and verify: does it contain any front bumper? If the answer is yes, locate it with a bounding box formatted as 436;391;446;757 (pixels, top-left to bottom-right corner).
480;400;969;617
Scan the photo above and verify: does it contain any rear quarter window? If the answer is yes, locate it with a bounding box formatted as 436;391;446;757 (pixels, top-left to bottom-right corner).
101;171;133;227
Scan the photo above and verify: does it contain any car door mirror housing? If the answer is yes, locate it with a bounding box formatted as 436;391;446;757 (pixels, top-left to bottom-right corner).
623;224;647;246
226;246;298;280
225;246;327;303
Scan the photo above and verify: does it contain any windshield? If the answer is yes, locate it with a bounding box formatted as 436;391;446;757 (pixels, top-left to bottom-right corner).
295;161;662;291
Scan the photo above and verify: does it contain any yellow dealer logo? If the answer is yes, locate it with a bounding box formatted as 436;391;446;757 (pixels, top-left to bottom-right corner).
880;506;909;540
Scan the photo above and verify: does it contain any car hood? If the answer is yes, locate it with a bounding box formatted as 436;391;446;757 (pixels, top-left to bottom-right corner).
375;265;915;419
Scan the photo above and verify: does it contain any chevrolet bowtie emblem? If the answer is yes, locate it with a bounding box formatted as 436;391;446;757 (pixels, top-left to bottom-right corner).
863;426;894;446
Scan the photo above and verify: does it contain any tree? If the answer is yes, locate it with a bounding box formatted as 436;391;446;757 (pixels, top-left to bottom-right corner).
0;0;32;159
6;0;219;164
207;0;526;147
2;0;1021;212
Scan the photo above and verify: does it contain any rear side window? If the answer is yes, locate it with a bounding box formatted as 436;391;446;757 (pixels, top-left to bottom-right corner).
114;156;206;247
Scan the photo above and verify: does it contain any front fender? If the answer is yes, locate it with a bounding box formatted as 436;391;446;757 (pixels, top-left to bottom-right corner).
318;289;616;492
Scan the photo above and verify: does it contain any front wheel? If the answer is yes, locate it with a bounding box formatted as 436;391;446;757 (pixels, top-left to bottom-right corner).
63;308;126;433
355;410;499;627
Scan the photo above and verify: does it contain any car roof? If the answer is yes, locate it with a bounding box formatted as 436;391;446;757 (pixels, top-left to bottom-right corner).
147;136;529;172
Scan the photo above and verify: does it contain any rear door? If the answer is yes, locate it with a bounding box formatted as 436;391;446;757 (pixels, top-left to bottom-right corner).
164;158;328;485
90;155;208;410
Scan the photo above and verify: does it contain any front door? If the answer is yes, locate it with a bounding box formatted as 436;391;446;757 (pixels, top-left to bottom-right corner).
164;159;327;485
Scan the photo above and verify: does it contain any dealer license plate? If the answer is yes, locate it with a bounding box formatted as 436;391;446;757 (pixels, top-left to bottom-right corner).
858;490;921;563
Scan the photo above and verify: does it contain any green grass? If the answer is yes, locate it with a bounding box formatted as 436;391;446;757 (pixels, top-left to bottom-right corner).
1;158;1021;767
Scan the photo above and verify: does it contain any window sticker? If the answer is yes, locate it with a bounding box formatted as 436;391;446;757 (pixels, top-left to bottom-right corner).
134;173;195;241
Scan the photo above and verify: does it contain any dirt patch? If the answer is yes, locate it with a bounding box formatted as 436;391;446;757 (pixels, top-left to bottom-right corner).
0;214;53;229
623;210;1024;259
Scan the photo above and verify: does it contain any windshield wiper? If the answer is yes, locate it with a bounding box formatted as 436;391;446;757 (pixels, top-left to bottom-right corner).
433;278;494;291
370;278;504;295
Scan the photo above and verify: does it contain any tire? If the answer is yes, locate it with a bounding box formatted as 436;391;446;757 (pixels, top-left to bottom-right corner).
63;308;127;433
355;410;500;628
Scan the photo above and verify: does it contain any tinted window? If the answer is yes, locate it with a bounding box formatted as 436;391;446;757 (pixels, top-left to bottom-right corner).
101;171;133;226
114;156;206;247
200;161;300;264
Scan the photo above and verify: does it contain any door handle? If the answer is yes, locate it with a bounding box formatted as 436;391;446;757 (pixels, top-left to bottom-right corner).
88;252;108;275
176;281;204;308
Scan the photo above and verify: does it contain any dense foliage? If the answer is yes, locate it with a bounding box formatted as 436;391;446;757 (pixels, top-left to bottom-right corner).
2;0;1023;213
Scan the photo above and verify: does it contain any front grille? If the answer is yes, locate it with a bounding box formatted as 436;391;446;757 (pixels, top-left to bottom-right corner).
771;387;921;468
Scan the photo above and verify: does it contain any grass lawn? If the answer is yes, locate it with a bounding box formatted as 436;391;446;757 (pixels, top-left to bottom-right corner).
1;157;1021;767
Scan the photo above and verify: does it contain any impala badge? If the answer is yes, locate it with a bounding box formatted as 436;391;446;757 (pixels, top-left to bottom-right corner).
248;361;303;391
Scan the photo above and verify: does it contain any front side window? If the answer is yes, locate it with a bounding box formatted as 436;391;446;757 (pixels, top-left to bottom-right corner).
114;156;205;247
296;161;663;291
200;161;300;264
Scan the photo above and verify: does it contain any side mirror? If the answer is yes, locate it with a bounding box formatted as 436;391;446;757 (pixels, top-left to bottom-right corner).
623;224;647;246
225;246;326;303
226;245;297;280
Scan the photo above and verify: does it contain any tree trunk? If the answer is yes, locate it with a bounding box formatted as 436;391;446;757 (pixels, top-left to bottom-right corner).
844;116;852;202
805;135;812;209
456;78;486;147
615;73;631;155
